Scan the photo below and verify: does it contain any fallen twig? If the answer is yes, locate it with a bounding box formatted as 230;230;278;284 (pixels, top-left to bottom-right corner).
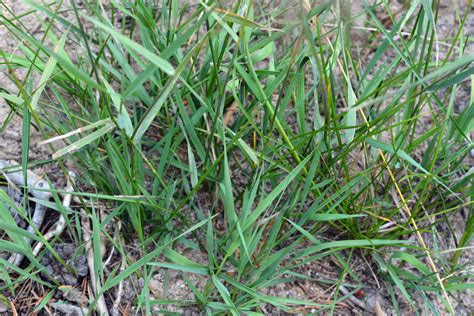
81;209;110;316
1;160;52;266
112;251;126;316
32;171;75;256
338;285;366;310
9;202;48;266
0;160;51;200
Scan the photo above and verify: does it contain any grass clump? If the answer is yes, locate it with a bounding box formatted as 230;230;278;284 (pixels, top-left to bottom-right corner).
0;0;472;314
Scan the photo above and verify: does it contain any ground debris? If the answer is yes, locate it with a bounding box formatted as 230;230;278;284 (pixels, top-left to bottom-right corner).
50;300;88;315
41;243;88;286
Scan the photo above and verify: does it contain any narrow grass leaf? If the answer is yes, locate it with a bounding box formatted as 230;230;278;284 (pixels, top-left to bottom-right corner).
0;92;23;105
149;262;209;275
133;35;208;143
211;275;239;316
102;80;133;137
52;123;115;159
311;214;366;221
243;154;311;231
214;8;277;31
30;31;68;111
85;18;175;76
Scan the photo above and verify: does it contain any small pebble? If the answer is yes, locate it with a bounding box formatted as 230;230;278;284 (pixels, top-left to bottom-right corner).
62;287;84;304
63;273;78;286
0;301;8;313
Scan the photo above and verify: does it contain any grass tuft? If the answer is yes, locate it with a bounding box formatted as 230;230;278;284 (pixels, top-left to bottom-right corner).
0;0;472;314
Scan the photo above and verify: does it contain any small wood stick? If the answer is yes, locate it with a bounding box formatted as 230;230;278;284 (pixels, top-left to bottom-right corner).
1;160;52;266
32;171;75;256
81;209;110;316
338;285;367;310
10;202;47;266
109;221;124;316
111;253;126;316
